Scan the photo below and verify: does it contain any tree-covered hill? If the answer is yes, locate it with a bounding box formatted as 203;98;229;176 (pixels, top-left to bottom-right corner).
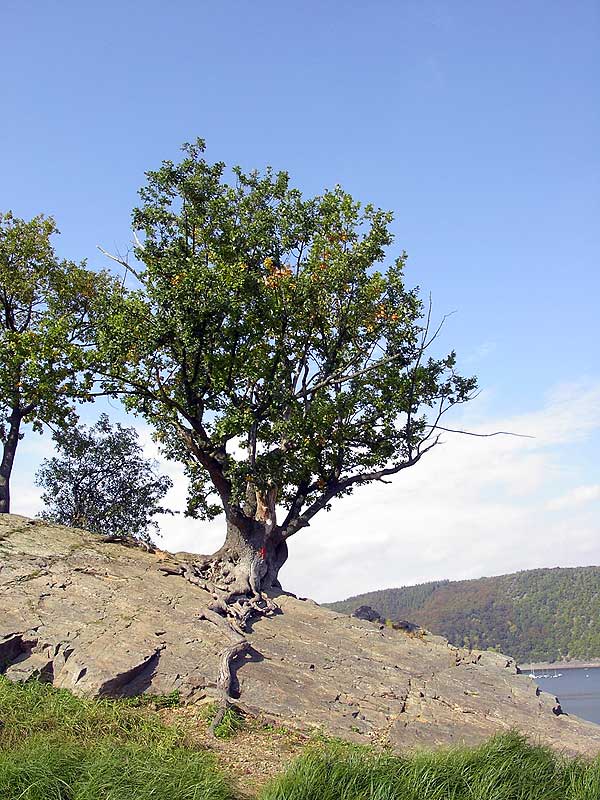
326;566;600;664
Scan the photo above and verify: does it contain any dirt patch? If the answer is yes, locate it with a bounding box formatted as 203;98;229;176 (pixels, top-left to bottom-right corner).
160;704;311;798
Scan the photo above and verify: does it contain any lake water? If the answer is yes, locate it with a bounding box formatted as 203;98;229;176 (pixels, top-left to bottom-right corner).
533;667;600;726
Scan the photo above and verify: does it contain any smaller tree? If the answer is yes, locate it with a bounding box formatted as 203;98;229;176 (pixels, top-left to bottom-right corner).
35;414;173;543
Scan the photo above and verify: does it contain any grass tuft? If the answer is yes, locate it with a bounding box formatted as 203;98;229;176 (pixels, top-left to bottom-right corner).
214;707;245;740
121;689;182;709
0;677;233;800
261;731;600;800
197;701;245;739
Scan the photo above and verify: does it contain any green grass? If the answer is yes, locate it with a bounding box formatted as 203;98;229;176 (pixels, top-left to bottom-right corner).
0;675;178;748
2;677;600;799
121;688;182;709
197;702;245;739
0;676;233;800
261;731;600;800
0;735;84;800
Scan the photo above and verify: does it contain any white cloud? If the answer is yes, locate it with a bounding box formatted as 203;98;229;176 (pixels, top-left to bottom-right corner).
547;485;600;511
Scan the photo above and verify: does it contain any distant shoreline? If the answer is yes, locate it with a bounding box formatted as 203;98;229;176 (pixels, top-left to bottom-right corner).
517;660;600;672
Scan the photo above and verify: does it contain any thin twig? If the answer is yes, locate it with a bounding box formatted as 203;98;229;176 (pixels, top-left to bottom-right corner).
429;426;535;439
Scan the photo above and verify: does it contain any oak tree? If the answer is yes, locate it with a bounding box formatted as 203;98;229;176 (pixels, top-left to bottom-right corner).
97;140;476;628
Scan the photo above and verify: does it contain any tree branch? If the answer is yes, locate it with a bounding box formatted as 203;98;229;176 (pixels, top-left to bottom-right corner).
97;246;143;280
280;440;439;540
428;426;535;439
295;348;410;400
172;420;232;508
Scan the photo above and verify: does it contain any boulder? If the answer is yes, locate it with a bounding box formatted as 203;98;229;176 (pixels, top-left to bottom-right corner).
352;605;386;624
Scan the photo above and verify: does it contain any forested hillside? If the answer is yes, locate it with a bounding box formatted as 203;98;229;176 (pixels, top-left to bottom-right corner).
326;567;600;664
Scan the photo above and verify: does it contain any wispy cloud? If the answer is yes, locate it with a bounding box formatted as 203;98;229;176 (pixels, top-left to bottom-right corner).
465;340;497;364
547;484;600;511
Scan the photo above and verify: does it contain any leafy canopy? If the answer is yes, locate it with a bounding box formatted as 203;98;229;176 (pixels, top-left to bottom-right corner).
35;413;172;542
97;141;476;535
0;211;106;438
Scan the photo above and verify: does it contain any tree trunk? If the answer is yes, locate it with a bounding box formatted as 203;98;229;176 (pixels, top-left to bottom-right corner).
0;410;22;514
214;515;288;596
214;484;286;594
178;486;288;629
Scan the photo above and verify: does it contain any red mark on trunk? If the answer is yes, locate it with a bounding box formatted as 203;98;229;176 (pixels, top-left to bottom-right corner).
259;547;267;560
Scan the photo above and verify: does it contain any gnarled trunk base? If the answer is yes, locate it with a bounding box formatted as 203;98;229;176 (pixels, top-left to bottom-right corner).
177;517;287;631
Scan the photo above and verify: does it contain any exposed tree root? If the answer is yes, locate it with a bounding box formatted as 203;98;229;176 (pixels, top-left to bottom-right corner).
160;555;279;631
159;554;280;736
197;607;250;734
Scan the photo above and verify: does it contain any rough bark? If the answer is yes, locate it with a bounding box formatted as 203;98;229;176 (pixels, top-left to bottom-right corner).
0;409;22;514
179;486;285;609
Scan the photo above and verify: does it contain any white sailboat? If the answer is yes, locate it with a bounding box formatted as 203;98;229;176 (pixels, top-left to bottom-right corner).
551;668;563;678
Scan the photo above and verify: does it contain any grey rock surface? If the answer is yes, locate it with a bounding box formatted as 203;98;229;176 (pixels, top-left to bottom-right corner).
2;514;600;756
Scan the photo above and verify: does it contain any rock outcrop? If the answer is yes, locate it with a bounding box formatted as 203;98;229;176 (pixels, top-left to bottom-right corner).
2;514;600;756
352;604;386;624
352;604;421;633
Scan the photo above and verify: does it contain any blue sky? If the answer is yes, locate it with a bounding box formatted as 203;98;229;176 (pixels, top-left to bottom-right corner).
2;1;599;599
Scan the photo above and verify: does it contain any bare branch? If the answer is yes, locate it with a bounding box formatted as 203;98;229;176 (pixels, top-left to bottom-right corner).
295;349;409;399
423;308;457;350
97;246;143;280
